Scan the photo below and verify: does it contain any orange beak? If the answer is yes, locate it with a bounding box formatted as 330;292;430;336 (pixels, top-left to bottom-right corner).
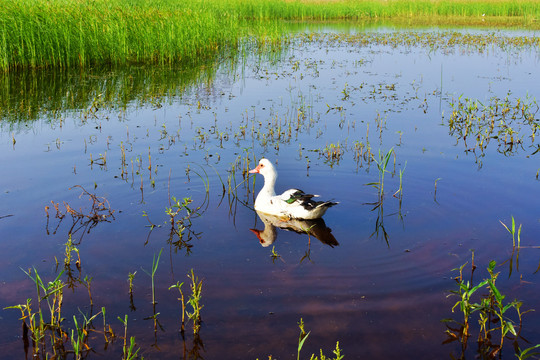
249;164;262;174
249;228;264;244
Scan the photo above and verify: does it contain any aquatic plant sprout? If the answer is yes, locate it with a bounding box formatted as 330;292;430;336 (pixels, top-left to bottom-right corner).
445;252;540;359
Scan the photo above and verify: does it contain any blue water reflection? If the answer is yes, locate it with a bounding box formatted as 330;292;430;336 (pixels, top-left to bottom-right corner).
0;27;539;359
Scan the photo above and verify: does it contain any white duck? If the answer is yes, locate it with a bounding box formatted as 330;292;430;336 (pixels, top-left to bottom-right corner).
249;158;337;220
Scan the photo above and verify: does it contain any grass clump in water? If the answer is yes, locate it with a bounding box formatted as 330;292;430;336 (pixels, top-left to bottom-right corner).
444;251;540;359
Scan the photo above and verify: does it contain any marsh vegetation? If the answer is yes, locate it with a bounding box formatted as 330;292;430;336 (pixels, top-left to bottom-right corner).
1;0;539;71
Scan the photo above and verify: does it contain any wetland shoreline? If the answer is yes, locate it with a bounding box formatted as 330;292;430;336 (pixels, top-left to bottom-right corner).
1;0;539;72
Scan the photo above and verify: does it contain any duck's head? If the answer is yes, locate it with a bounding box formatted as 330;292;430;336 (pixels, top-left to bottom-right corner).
249;227;276;247
249;158;276;178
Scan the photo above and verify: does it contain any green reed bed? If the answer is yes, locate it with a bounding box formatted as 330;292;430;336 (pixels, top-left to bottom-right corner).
224;0;539;20
0;0;241;71
1;0;539;72
1;30;537;125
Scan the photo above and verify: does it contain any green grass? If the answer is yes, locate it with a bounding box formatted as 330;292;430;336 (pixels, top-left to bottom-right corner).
224;0;540;20
0;0;538;71
0;0;241;71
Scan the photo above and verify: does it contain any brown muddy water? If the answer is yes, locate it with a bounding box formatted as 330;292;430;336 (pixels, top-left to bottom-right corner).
1;26;540;359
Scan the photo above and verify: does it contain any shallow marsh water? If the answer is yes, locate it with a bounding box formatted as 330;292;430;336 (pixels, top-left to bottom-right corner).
1;26;540;359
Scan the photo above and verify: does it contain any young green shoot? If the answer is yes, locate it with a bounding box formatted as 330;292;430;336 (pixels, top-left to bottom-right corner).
365;147;394;206
500;215;522;249
186;269;203;335
118;315;140;360
298;318;311;360
270;246;283;264
142;248;163;306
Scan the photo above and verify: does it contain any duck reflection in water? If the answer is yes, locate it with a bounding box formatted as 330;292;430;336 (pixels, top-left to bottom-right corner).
250;211;339;248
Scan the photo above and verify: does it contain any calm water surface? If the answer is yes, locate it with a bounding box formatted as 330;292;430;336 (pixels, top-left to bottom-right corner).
1;26;540;359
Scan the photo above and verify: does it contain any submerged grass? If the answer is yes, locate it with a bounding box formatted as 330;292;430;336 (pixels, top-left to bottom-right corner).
1;0;539;72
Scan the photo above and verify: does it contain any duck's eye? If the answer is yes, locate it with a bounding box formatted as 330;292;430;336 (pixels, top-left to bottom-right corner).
260;164;264;167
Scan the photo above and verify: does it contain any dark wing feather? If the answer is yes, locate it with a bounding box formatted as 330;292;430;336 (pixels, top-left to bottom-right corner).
284;190;338;210
284;190;316;204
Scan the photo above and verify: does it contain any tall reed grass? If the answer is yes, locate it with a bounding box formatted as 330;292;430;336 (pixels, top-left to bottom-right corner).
223;0;540;20
0;0;241;71
1;0;538;72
